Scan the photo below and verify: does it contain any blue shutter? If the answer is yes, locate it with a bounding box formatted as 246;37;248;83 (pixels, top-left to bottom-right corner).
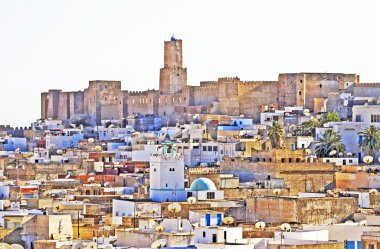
357;241;361;249
346;241;355;249
205;214;211;226
216;214;222;226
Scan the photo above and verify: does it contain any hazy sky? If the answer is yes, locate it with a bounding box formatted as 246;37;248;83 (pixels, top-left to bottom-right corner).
1;0;380;126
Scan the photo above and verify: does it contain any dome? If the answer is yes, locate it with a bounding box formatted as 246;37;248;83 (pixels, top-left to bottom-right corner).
190;178;216;191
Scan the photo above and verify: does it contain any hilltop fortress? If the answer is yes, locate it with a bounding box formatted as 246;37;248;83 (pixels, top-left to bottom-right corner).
41;37;380;125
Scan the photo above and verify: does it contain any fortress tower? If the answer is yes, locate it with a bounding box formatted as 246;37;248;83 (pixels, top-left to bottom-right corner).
159;36;187;94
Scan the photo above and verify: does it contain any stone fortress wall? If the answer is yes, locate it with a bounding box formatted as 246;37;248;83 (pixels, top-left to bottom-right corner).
42;38;374;125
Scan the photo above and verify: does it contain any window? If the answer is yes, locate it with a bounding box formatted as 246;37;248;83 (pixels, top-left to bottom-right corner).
220;150;223;154
371;114;380;123
213;146;218;151
203;232;206;237
203;146;207;151
355;115;361;122
207;192;215;199
154;168;156;172
320;84;322;88
166;183;168;187
349;159;353;163
299;91;302;96
208;146;212;151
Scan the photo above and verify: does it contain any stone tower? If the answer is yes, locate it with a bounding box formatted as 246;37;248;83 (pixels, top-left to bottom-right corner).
159;36;187;94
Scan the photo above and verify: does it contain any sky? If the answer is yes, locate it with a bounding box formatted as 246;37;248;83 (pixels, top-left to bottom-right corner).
1;0;380;126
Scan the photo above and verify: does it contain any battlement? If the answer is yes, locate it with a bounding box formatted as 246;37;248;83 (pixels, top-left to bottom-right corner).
354;82;380;86
240;81;278;85
218;77;240;81
161;67;186;71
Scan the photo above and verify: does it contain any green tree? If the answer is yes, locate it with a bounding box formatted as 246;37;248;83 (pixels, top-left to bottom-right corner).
267;122;285;148
358;125;380;158
295;120;321;136
315;130;346;157
322;112;340;124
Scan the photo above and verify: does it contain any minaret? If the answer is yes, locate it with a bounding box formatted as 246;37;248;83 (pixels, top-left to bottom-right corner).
149;142;187;202
159;36;187;94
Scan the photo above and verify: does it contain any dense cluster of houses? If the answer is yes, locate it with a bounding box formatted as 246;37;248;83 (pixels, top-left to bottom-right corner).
2;102;380;249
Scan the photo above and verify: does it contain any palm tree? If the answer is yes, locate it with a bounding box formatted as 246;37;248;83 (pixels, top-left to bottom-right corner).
295;120;321;136
267;122;284;148
315;130;346;157
358;125;380;158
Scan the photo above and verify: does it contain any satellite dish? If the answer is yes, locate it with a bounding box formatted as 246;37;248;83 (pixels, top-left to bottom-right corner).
0;176;7;181
43;190;53;197
363;156;373;164
88;172;96;176
87;177;95;183
56;149;63;155
65;175;71;179
135;211;141;217
83;199;90;203
378;157;380;163
222;217;234;226
94;145;102;151
370;189;378;195
280;223;291;232
328;150;337;156
286;134;292;137
151;239;167;249
155;225;165;232
10;244;24;249
304;109;310;114
305;149;312;155
14;148;20;153
167;203;182;213
359;220;367;226
0;243;11;249
85;242;98;249
52;233;61;240
73;243;84;249
347;152;352;157
272;189;280;196
59;246;70;249
53;202;64;212
187;197;197;204
338;152;343;157
2;200;11;209
345;220;354;224
255;221;266;230
87;138;95;144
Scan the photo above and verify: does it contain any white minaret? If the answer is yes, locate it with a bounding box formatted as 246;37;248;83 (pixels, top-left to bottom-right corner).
150;143;187;202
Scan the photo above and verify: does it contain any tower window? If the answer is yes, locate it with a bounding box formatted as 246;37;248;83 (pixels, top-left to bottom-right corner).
320;84;322;88
299;91;302;96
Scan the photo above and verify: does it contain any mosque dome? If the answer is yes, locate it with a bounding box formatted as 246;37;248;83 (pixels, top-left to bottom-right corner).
190;178;217;191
